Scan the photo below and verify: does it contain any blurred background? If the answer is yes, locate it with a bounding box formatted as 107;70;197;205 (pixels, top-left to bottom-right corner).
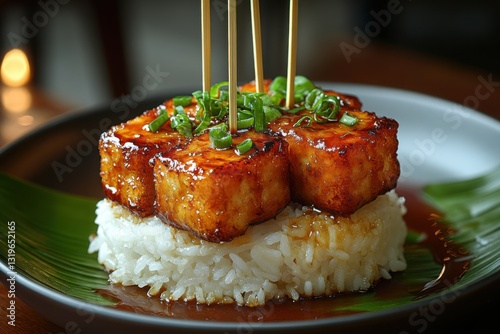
0;0;499;145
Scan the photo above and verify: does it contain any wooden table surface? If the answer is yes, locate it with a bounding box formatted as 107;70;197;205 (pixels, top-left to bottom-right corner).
1;45;499;333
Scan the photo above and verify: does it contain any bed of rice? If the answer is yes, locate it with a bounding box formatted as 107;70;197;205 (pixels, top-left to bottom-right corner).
88;190;407;307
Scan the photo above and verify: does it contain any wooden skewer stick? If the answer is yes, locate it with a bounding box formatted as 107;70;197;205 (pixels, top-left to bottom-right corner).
228;0;238;133
250;0;264;93
201;0;211;92
286;0;298;109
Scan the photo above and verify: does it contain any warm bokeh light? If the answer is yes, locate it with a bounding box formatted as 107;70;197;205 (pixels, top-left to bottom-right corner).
1;86;32;113
17;114;34;126
1;48;31;87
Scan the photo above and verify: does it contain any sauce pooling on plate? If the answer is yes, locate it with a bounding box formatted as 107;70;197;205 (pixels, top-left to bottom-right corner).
97;185;470;321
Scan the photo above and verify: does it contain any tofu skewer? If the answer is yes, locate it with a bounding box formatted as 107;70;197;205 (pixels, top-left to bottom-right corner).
228;0;238;134
251;0;264;93
98;1;400;242
286;0;299;109
201;0;211;92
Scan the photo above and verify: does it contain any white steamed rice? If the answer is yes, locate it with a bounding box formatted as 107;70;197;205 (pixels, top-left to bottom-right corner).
88;190;407;307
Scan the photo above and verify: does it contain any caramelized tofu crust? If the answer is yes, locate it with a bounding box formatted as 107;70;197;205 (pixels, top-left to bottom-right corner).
99;105;186;217
154;131;290;242
99;80;400;242
268;109;400;214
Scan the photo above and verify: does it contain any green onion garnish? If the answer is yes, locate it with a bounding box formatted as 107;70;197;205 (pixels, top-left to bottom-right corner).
268;75;317;106
293;115;313;127
210;81;229;99
294;75;316;102
339;112;359;126
287;106;306;114
150;76;352;139
209;123;232;149
304;88;323;110
236;138;253;155
264;106;282;123
301;89;340;123
193;108;212;135
269;76;287;96
173;95;192;107
237;110;254;129
170;106;193;138
245;94;265;132
148;109;169;132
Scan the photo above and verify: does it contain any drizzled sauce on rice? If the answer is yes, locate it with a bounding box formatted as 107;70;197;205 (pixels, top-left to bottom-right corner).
97;186;470;321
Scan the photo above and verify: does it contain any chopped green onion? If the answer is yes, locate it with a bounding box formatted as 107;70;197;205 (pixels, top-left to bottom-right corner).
269;76;287;95
237;117;254;129
294;75;315;101
148;109;169;132
270;76;315;105
287;106;306;114
193;117;210;135
339;112;359;126
170;107;193;137
173;105;185;115
304;88;324;110
313;112;328;124
209;123;232;149
258;93;273;106
173;95;193;107
237;93;247;108
293;115;313;127
236;138;253;155
323;95;340;118
218;90;229;102
315;98;340;121
192;90;203;100
237;110;254;129
263;106;282;123
247;95;265;132
269;91;285;105
193;91;210;122
151;76;353;141
193;107;212;135
210;81;229;99
211;99;228;118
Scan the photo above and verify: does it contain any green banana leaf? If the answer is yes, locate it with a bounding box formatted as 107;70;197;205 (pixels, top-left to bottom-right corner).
0;173;113;306
0;167;499;315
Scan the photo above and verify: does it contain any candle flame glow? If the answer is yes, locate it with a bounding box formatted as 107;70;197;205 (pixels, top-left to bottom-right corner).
1;49;31;87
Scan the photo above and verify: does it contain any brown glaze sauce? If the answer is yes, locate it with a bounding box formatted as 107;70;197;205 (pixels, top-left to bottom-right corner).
98;185;470;322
